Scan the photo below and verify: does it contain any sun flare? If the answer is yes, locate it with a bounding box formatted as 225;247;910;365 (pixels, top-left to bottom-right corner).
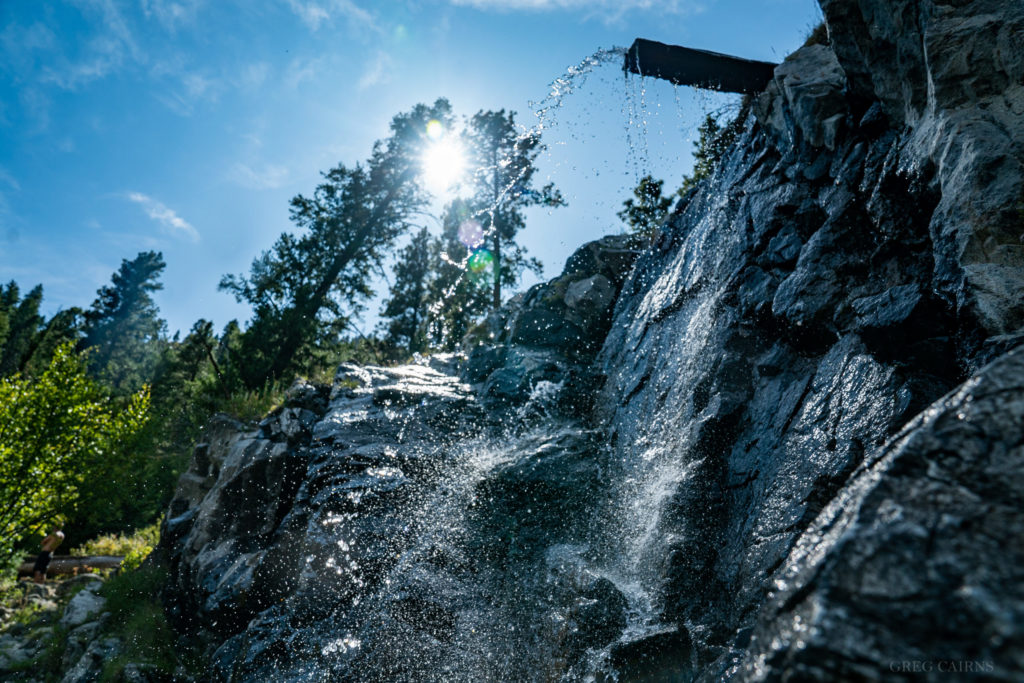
421;138;466;197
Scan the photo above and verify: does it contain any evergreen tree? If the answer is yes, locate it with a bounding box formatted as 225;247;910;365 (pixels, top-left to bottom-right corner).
425;199;492;350
462;110;564;310
82;251;167;394
21;308;83;377
618;175;675;237
0;283;44;377
381;227;433;354
678;114;739;195
221;99;454;388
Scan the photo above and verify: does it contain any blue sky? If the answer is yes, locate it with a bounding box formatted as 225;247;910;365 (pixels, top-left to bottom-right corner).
0;0;821;337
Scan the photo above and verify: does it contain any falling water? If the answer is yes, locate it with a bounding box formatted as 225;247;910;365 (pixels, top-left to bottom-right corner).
299;50;750;682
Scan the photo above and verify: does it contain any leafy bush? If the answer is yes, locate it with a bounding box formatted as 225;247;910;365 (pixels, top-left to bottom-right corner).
0;342;150;566
70;519;161;571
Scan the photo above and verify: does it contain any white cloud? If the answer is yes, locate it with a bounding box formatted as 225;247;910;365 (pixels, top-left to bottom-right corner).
448;0;703;22
358;51;392;90
229;163;290;190
126;192;199;242
19;89;50;132
152;65;221;115
284;56;321;89
140;0;204;30
0;167;21;191
237;62;271;91
285;0;379;33
30;0;144;90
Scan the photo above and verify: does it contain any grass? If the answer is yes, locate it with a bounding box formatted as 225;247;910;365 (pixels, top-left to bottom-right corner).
96;565;187;681
804;21;829;47
0;523;195;681
219;381;286;422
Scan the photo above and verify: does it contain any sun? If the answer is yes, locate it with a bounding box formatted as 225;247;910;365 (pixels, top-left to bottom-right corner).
421;122;466;197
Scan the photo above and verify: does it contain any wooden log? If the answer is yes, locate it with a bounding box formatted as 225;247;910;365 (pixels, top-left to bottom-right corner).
624;38;778;94
17;555;124;577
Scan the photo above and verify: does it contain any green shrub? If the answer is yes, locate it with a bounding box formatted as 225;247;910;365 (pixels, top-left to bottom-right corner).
218;381;285;423
97;565;184;681
71;519;161;571
0;343;150;566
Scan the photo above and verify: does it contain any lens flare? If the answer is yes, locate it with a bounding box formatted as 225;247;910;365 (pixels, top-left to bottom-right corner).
468;248;493;273
457;220;484;249
425;119;443;141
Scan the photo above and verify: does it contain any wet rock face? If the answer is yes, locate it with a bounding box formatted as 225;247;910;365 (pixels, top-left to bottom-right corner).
819;0;1024;336
156;1;1023;680
740;348;1024;682
596;1;1023;677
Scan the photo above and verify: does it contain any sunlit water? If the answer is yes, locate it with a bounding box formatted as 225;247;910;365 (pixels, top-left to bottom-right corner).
297;51;748;682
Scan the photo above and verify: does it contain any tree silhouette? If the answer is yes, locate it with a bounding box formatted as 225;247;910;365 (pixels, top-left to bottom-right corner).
221;99;454;387
381;227;433;354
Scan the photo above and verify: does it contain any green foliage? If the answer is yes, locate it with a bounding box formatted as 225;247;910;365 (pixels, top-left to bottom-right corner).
462;109;564;310
618;175;676;237
0;342;150;565
0;283;44;377
221;99;455;389
98;565;184;680
71;519;161;571
678;113;741;196
803;21;829;47
382;226;433;354
216;381;286;422
0;282;80;381
82;251;168;396
425;199;494;350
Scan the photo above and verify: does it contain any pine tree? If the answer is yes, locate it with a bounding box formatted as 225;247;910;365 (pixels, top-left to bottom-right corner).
425;199;493;350
0;283;44;377
462;110;564;311
381;227;433;354
678;114;739;195
82;251;167;394
221;99;455;388
618;175;674;237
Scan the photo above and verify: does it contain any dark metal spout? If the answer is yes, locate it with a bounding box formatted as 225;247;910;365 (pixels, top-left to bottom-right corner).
624;38;778;94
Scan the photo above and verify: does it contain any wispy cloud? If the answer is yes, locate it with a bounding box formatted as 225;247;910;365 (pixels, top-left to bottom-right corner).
140;0;204;30
0;21;56;75
37;0;145;89
358;51;392;90
126;192;199;242
285;0;379;33
19;89;50;132
447;0;704;22
283;56;321;89
0;167;21;192
236;62;271;91
152;65;221;115
0;169;19;242
229;163;290;190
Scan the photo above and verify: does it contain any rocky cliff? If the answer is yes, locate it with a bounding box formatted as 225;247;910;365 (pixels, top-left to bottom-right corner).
156;0;1024;680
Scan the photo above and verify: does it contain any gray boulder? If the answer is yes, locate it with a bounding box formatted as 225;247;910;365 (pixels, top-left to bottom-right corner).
60;583;106;630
